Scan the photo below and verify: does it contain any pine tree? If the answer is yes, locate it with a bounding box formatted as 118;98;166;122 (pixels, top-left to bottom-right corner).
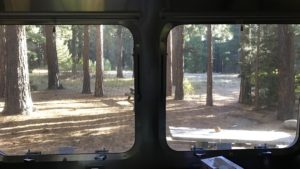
166;31;173;96
277;25;295;120
95;25;104;97
3;25;33;115
116;26;124;78
206;24;213;106
239;25;252;104
254;25;261;109
0;25;5;97
82;25;91;94
173;26;184;100
44;25;63;89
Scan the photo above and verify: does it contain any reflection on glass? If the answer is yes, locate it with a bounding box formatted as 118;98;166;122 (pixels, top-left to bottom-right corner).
0;25;134;155
166;24;298;150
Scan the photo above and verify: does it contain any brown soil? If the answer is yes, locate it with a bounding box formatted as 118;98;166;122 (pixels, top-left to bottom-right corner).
166;95;297;150
0;90;134;155
0;89;295;155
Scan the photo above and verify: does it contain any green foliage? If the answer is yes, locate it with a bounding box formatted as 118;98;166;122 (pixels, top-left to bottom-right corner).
183;25;207;73
89;58;112;72
26;25;45;69
214;25;240;73
183;79;195;95
104;78;133;87
104;59;112;71
88;60;96;74
182;25;239;73
58;56;73;71
295;73;300;94
254;25;278;106
56;26;73;71
240;24;281;106
67;25;84;71
88;25;134;70
179;24;291;107
25;24;134;73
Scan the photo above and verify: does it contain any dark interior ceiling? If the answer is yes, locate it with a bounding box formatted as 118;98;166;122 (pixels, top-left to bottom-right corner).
1;0;300;14
1;0;300;169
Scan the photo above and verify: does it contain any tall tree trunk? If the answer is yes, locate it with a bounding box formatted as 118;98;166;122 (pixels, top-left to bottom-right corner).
71;25;78;75
82;25;91;94
44;25;63;89
172;30;178;86
277;25;295;120
166;31;173;96
95;25;104;97
0;26;5;97
173;26;184;100
3;25;33;115
206;25;213;106
239;25;252;104
254;25;261;109
116;27;124;78
77;26;84;65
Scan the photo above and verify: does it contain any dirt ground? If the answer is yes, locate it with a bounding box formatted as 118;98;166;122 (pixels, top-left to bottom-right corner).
0;73;296;155
166;98;296;150
166;73;296;150
0;90;135;155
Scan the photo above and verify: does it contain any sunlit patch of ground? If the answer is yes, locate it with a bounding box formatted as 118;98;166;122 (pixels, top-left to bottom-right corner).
166;97;296;151
166;73;297;151
0;90;134;155
0;71;297;154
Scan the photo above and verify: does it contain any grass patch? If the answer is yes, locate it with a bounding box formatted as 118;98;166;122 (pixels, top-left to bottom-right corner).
29;69;134;94
104;78;133;88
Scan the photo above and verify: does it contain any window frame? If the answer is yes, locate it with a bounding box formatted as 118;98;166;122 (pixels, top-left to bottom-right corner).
0;13;141;162
159;17;300;157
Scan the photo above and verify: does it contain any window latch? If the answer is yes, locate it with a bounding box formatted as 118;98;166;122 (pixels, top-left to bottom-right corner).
255;144;272;168
191;146;205;158
24;149;41;162
94;148;108;161
254;144;272;156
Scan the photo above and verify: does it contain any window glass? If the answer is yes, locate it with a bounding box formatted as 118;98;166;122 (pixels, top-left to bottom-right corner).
166;24;298;150
0;25;134;155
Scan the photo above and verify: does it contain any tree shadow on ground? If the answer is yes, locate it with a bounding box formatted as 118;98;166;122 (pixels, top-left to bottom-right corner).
0;91;135;155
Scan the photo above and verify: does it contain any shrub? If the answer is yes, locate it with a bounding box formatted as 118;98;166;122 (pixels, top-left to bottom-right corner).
183;79;195;95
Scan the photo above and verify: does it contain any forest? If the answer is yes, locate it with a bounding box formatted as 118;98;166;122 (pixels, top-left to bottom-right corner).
168;24;299;120
0;24;299;154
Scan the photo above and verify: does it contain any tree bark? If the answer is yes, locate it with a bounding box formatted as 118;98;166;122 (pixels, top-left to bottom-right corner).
277;25;295;120
166;31;173;96
95;25;104;97
254;25;261;109
172;30;178;86
3;25;33;115
82;25;91;94
44;25;63;89
77;26;84;65
0;26;5;97
116;27;124;78
206;25;213;106
173;26;184;100
239;25;252;104
71;25;78;75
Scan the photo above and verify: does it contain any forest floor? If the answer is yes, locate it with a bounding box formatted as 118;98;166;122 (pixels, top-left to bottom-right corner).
0;70;297;155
